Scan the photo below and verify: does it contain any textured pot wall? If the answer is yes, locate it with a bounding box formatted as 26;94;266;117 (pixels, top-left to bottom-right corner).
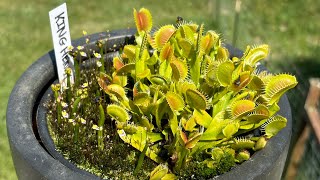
7;29;291;180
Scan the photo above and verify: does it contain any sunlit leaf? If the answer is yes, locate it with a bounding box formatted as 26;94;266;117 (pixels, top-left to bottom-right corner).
262;115;287;138
160;42;174;62
178;38;193;58
184;116;197;131
243;44;269;66
265;74;298;105
231;71;252;91
116;63;135;75
97;72;112;92
170;59;188;81
149;75;168;86
186;89;207;110
134;92;151;106
166;91;185;112
235;150;250;163
248;75;265;92
154;25;176;49
106;84;127;101
216;61;235;87
185;133;202;149
107;104;130;122
222;122;240;138
113;56;124;71
246;104;269;124
193;109;212;128
216;47;229;61
123;45;136;60
133;8;152;33
253;137;267;151
150;164;169;180
230;100;255;119
231;138;255;150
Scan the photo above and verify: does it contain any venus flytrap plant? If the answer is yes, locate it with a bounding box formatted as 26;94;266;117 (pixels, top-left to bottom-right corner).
98;8;297;178
47;7;297;179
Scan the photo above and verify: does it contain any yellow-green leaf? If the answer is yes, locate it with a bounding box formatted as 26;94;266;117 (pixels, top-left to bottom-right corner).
159;59;172;79
168;112;179;136
133;8;152;33
134;92;151;106
193;109;212;128
216;47;229;61
265;74;298;105
253;137;267;151
186;89;207;110
116;63;135;75
112;72;127;87
231;138;255;150
107;104;130;122
117;127;163;163
170;59;188;81
200;33;214;55
185;133;202;149
231;71;252;91
159;42;174;62
184;116;197;131
113;56;124;71
178;38;193;58
147;132;163;143
246;104;269;124
243;44;269;66
222;122;240;138
97;72;112;92
150;164;169;180
166;91;185;112
106;84;127;101
230;100;255;119
161;173;177;180
216;61;235;87
262;115;287;138
248;75;265;92
154;25;175;49
236;150;250;163
149;75;167;86
123;45;136;60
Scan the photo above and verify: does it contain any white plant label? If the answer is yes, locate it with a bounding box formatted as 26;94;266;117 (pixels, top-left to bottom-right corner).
49;3;74;87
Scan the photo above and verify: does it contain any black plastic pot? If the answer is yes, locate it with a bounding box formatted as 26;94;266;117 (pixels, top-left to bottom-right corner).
6;29;292;180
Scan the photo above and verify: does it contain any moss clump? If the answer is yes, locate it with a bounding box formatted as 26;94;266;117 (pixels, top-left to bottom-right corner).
47;105;157;179
179;153;236;179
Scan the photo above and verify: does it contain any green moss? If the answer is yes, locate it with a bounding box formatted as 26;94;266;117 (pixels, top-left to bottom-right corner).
48;110;157;179
46;80;157;179
179;153;236;179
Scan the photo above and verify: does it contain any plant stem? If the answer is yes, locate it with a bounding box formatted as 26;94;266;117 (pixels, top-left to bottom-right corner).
174;146;188;173
53;91;62;124
133;143;148;175
66;73;72;104
98;103;105;150
99;48;105;73
72;96;82;143
211;87;228;105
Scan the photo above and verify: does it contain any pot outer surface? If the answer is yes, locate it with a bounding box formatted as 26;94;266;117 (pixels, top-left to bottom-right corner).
7;29;292;180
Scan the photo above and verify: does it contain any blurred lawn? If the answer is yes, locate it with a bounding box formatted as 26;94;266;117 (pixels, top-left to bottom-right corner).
0;0;319;179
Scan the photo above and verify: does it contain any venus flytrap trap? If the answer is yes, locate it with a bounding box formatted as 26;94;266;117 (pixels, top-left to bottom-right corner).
46;7;297;179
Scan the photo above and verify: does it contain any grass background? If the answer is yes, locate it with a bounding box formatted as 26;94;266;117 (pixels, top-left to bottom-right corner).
0;0;319;179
